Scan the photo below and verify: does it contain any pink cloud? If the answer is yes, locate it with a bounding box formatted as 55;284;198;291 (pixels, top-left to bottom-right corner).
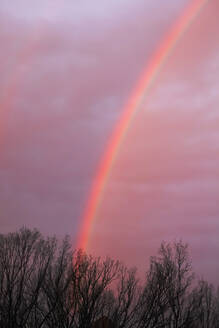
0;0;218;283
87;0;219;284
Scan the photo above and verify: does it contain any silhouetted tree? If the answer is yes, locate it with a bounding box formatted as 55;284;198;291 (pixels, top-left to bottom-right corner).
0;227;56;327
72;250;120;328
108;266;140;328
91;316;114;328
191;280;219;328
0;228;218;328
136;241;196;328
37;236;74;328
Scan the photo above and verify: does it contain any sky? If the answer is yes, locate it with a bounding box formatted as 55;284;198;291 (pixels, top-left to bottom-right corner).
0;0;219;283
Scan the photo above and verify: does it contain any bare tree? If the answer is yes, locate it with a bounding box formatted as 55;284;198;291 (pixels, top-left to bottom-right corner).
0;227;56;328
191;280;219;328
136;241;195;328
0;228;218;328
36;236;75;328
39;248;121;328
71;250;120;328
108;266;140;328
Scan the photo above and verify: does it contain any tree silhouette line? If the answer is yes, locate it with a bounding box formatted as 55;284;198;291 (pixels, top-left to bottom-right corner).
0;227;218;327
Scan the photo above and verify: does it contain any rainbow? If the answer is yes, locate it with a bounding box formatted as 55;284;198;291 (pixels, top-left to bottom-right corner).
77;0;209;250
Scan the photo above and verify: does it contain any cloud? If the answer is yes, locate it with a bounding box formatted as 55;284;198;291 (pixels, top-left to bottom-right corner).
87;0;219;283
0;0;218;283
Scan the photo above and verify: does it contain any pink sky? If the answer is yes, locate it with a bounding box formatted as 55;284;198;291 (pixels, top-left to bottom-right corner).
0;0;219;283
